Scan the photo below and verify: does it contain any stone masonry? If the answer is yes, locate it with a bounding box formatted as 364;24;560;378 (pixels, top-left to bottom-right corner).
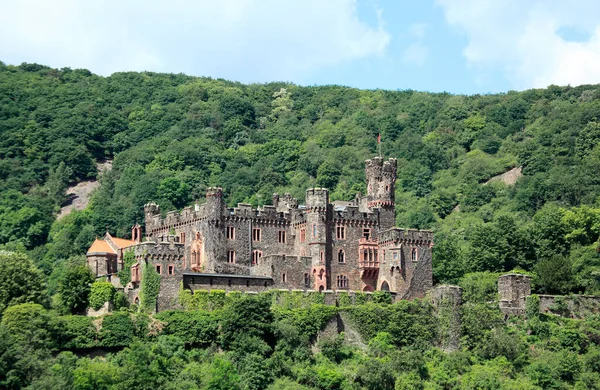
87;156;434;311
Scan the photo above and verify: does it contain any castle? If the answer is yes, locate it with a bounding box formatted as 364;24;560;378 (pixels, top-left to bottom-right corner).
86;157;434;311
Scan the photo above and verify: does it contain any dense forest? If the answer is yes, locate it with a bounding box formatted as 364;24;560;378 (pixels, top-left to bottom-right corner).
2;61;600;388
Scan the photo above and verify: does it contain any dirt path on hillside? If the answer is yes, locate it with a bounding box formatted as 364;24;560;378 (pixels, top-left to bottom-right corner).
57;160;112;220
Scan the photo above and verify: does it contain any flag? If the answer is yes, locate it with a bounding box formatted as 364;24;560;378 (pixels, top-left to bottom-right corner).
377;134;381;144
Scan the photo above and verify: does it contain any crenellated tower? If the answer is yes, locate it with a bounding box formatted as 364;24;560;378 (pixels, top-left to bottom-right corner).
305;188;330;291
365;157;397;230
144;202;161;236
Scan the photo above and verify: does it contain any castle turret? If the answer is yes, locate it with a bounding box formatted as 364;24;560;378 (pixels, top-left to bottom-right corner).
306;188;330;291
205;187;225;220
365;157;397;230
144;203;160;235
131;224;142;243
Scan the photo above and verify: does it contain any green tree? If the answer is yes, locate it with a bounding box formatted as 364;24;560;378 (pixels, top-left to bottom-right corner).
0;251;48;315
57;265;94;314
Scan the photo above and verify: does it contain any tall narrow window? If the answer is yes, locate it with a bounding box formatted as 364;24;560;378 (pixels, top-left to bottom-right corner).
252;228;261;241
227;226;235;240
180;232;186;244
313;224;317;237
251;250;262;266
336;226;346;240
338;249;345;263
227;250;236;264
168;265;174;275
278;231;286;243
282;273;286;283
155;265;161;274
411;248;417;262
320;251;324;263
304;273;310;287
300;229;306;243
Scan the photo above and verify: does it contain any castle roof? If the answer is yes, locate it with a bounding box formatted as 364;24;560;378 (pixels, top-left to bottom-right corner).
108;236;136;249
104;233;136;250
86;239;117;255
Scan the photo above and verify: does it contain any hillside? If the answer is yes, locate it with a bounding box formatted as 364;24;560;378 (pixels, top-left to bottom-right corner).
2;62;600;294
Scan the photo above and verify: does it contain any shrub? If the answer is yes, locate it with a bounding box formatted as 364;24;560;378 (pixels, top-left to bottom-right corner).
89;282;115;310
58;315;97;349
99;312;135;347
154;310;218;346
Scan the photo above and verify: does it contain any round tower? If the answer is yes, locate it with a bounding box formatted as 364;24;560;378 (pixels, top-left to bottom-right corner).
365;157;397;230
144;202;160;235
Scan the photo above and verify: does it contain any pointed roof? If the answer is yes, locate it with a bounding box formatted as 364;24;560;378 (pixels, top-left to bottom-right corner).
87;239;117;255
104;233;136;250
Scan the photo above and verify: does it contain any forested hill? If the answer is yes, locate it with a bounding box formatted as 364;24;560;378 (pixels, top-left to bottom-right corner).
2;61;600;293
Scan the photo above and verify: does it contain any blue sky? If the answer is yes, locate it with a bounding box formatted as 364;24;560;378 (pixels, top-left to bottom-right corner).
1;0;600;94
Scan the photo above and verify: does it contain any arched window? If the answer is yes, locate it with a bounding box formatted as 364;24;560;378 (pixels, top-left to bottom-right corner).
411;248;417;262
381;281;390;291
338;249;345;263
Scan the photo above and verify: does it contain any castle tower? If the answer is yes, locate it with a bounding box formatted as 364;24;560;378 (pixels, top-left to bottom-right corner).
306;188;330;291
205;187;225;220
365;157;397;230
144;203;161;236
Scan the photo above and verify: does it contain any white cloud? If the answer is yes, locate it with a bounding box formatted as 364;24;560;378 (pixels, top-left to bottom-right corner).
0;0;390;83
403;23;428;66
437;0;600;89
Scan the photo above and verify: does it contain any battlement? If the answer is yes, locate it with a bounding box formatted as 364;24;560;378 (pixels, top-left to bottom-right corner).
206;187;223;198
273;193;299;212
228;203;292;221
306;188;329;209
378;228;434;246
365;157;397;175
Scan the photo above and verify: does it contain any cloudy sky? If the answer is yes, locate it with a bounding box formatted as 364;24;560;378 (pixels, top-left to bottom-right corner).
1;0;600;94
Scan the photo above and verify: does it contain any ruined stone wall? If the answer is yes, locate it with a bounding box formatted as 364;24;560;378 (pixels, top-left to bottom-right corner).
498;274;531;315
430;285;462;352
537;294;600;318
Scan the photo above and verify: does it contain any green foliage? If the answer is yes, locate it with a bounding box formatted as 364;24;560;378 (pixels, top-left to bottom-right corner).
526;294;540;319
58;265;94;314
88;282;116;310
154;310;218;346
140;260;160;312
458;272;500;304
58;315;97;349
98;312;135;347
0;251;48;315
117;250;136;286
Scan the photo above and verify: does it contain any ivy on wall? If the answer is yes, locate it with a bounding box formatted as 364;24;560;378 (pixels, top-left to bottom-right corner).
117;250;136;286
140;260;161;313
89;282;115;310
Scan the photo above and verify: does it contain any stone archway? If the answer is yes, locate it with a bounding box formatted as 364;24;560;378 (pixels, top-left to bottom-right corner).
363;285;374;292
381;281;390;291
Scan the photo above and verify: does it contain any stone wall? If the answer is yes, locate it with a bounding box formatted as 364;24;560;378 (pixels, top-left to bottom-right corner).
430;285;462;352
538;294;600;318
498;274;531;315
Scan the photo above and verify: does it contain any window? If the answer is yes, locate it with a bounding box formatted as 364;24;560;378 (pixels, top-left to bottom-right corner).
278;230;286;243
336;275;348;289
168;265;174;275
300;229;306;243
304;273;310;287
227;226;235;240
313;224;317;237
411;248;417;262
227;250;236;264
282;273;286;283
320;251;324;263
363;228;371;240
180;232;186;244
393;251;398;261
363;250;368;261
252;228;261;241
251;250;262;266
155;265;161;274
338;249;345;263
336;226;346;240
